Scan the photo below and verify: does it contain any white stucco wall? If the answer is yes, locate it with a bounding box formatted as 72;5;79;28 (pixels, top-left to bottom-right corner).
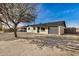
27;26;37;33
26;26;65;35
58;26;65;35
32;27;38;33
39;26;48;34
26;26;48;34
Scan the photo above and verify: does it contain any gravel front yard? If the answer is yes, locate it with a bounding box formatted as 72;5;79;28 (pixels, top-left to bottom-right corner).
0;32;79;56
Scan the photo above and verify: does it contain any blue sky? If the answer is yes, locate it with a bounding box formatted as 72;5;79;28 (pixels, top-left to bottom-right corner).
19;3;79;27
34;3;79;27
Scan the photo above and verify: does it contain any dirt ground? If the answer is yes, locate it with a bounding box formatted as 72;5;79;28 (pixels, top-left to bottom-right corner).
0;32;79;56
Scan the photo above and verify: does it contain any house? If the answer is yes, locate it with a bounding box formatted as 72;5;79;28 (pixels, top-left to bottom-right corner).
0;20;66;35
25;21;66;35
17;26;27;32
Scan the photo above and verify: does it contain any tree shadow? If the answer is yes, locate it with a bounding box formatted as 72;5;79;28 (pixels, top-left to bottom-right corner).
0;34;79;54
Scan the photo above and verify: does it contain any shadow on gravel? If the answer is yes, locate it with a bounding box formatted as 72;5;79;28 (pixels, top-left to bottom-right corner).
0;33;79;55
28;36;79;54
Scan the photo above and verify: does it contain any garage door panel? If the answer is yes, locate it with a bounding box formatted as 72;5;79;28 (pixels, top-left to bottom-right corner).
48;27;58;34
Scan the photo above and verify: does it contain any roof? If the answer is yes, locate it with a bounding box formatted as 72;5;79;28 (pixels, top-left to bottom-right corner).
27;21;66;27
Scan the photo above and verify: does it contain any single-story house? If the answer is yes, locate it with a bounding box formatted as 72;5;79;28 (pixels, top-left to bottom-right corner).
23;21;66;35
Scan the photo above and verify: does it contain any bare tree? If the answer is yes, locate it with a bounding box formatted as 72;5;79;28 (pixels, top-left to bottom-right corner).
0;3;37;38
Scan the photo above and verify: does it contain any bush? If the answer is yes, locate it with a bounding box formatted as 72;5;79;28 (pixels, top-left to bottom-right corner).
4;28;14;32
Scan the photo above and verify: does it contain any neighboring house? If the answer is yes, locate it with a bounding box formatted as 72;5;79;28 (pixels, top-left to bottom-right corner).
17;26;26;32
0;22;15;32
24;21;66;35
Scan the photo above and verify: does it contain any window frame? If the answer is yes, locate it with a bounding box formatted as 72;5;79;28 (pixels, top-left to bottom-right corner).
41;27;45;31
28;27;30;30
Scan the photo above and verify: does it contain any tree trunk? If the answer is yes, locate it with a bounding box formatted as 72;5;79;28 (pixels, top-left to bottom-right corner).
14;25;17;38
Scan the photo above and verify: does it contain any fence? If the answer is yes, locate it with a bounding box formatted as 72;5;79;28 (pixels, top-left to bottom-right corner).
64;27;79;35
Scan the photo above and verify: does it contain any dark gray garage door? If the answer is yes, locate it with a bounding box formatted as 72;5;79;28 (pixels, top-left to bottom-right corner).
48;27;58;34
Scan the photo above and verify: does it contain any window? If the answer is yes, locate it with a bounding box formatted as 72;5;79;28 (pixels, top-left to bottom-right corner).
28;27;30;30
33;27;36;30
41;27;45;31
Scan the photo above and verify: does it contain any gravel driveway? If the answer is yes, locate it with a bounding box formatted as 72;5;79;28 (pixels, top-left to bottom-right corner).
0;32;79;56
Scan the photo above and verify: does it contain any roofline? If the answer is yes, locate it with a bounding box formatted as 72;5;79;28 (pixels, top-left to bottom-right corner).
27;21;66;27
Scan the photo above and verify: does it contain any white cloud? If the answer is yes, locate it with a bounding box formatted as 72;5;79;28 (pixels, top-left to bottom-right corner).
54;9;76;18
62;9;75;14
